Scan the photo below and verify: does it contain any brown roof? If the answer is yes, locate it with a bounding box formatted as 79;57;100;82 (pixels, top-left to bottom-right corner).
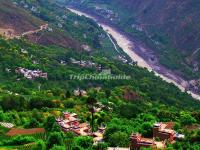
140;138;155;143
6;128;45;136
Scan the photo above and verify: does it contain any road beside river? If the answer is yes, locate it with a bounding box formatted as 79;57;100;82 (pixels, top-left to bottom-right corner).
68;8;200;101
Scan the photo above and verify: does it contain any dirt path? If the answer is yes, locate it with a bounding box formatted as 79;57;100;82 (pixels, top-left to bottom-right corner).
0;24;48;39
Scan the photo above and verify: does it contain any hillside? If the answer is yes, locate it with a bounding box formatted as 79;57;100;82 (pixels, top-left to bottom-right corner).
0;0;44;36
0;0;200;150
0;0;80;50
65;0;200;84
109;0;200;58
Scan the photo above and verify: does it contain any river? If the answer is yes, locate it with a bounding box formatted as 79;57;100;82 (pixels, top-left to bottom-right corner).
68;8;200;101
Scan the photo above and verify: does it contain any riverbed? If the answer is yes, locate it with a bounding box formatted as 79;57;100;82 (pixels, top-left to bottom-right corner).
68;8;200;101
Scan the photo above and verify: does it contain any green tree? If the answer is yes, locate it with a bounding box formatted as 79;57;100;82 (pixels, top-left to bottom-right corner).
1;95;27;111
119;103;141;118
108;131;129;147
31;140;46;150
24;118;39;128
180;112;197;125
47;132;64;149
73;136;93;149
141;122;153;137
50;145;66;150
86;96;97;133
93;142;108;150
51;122;62;132
72;145;84;150
4;135;36;146
65;132;75;150
44;116;56;132
29;97;46;109
0;110;6;121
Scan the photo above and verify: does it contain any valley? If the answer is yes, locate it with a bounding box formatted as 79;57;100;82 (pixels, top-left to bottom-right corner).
0;0;200;150
65;0;200;98
67;7;200;101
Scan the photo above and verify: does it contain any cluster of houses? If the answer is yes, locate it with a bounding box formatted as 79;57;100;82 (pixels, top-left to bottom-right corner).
55;15;66;28
70;58;99;68
117;55;135;66
118;56;128;63
94;6;119;22
131;24;144;32
130;122;185;150
13;1;40;14
81;44;92;52
15;67;48;80
71;57;119;72
56;112;105;143
12;1;54;31
73;89;87;97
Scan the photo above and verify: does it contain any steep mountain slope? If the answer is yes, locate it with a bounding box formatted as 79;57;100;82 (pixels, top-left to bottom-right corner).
108;0;200;56
0;0;81;49
64;0;200;94
0;0;44;35
66;0;200;77
0;1;200;149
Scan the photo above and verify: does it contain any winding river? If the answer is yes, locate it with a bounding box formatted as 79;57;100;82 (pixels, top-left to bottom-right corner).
68;8;200;101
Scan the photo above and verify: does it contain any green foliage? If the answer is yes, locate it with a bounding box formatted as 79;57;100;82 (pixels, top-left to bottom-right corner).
180;112;197;125
31;140;46;150
0;95;27;111
47;132;64;149
92;142;108;150
51;122;62;132
50;145;66;150
1;135;36;146
108;131;129;147
24;118;39;128
72;145;84;150
63;98;76;108
44;116;56;132
29;97;54;109
140;122;153;137
73;136;93;149
119;103;142;118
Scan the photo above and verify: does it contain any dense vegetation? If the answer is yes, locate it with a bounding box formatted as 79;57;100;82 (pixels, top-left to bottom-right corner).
0;0;200;149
